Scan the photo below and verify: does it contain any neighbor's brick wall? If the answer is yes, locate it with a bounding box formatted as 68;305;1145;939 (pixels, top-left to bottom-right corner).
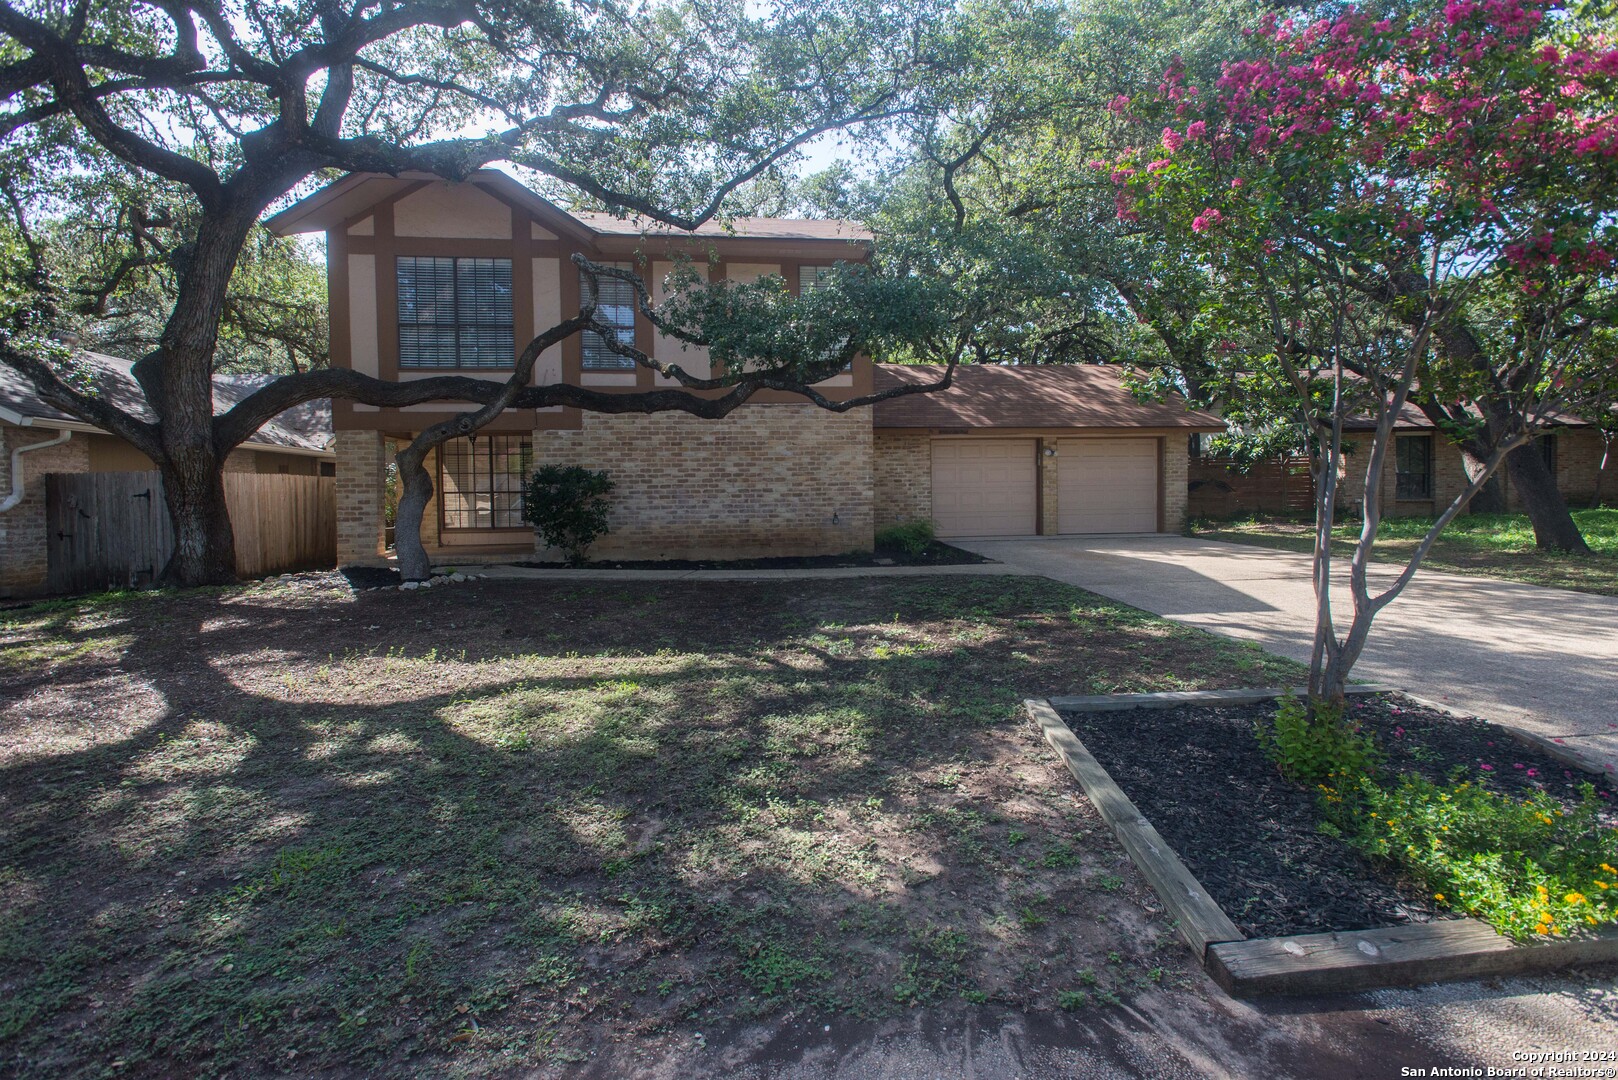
0;425;92;596
1039;439;1060;535
335;429;388;566
873;431;930;532
1161;437;1189;532
536;406;874;560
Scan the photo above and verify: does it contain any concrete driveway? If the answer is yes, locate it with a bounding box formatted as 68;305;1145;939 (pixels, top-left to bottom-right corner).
953;535;1618;776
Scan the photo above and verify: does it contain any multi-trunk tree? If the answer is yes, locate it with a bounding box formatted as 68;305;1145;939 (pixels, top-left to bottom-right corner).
1112;0;1618;704
0;0;956;586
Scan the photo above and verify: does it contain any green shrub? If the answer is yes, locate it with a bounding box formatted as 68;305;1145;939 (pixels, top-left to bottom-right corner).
1323;772;1617;941
875;519;936;557
523;465;615;566
1254;694;1380;785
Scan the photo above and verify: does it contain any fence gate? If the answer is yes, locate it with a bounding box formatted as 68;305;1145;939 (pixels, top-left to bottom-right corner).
46;472;174;594
46;471;336;593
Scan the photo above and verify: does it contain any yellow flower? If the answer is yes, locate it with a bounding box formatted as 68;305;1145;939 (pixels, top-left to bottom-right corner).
1535;924;1550;935
1602;864;1617;875
1565;892;1587;905
1434;893;1445;902
1537;885;1551;900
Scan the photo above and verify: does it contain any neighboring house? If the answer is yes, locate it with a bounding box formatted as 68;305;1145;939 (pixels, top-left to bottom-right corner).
0;352;335;595
1188;403;1615;521
265;171;1222;566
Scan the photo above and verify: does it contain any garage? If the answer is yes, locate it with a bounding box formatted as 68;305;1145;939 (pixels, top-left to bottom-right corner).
930;439;1037;537
1057;438;1159;533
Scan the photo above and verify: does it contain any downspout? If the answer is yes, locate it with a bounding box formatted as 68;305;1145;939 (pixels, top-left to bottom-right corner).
1;428;72;512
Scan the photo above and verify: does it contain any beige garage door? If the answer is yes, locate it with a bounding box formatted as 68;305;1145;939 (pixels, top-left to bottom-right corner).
931;439;1037;537
1058;438;1159;533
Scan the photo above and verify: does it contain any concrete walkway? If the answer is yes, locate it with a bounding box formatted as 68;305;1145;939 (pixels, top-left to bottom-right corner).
953;535;1618;778
466;562;1037;582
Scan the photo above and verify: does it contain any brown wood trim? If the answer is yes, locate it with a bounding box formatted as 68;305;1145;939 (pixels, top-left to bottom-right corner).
878;425;1223;436
375;202;398;382
512;204;535;377
347;237;562;259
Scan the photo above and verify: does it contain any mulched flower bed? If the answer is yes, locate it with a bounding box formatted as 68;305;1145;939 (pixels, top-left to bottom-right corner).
1058;694;1617;940
513;541;989;570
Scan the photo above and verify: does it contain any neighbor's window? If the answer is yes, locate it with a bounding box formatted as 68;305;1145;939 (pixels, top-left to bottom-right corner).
798;264;836;292
397;257;514;368
1395;434;1433;499
439;435;532;529
581;263;637;370
1538;434;1558;475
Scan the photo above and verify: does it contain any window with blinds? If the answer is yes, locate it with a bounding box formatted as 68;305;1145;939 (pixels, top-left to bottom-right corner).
799;264;836;292
581;263;637;370
397;257;514;368
438;435;532;529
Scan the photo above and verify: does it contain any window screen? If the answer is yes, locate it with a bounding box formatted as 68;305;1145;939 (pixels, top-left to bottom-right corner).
581;263;637;370
1395;435;1433;499
438;435;532;529
397;257;514;369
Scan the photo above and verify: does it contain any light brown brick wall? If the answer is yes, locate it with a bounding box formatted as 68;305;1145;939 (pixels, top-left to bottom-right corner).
0;425;92;595
535;406;874;560
1039;439;1060;535
873;431;930;532
1161;436;1189;532
335;429;388;566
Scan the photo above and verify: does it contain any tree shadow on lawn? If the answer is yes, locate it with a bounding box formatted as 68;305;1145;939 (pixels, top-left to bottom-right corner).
0;577;1302;1079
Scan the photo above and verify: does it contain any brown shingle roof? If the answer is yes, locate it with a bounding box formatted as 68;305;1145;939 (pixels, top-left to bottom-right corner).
872;364;1224;432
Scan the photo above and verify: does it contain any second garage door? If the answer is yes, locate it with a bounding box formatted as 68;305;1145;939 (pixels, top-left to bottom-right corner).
931;439;1037;537
1058;438;1159;533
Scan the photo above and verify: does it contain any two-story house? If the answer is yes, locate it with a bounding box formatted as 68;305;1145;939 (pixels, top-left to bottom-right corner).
268;170;1222;566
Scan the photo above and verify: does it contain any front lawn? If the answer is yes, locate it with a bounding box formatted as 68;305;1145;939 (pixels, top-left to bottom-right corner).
0;575;1303;1079
1192;509;1618;596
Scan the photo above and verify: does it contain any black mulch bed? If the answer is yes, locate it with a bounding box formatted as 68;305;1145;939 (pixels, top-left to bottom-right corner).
1059;694;1617;940
512;541;988;571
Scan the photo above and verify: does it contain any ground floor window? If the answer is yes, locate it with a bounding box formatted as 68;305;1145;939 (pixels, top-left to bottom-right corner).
439;434;533;529
1538;433;1558;476
1395;434;1433;500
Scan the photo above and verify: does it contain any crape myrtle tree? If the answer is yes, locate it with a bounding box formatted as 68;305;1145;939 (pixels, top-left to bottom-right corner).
0;0;959;587
1112;1;1618;706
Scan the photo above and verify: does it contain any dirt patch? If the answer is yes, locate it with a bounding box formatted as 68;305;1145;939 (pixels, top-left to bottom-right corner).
0;576;1307;1079
1059;695;1617;940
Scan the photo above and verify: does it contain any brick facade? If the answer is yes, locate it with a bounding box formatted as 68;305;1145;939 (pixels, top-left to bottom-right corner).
532;406;874;560
0;425;92;596
334;429;388;566
1334;429;1616;518
872;431;930;532
1160;436;1190;532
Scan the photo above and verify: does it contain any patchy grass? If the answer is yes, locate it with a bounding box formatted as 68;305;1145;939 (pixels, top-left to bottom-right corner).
1193;509;1618;596
0;575;1301;1078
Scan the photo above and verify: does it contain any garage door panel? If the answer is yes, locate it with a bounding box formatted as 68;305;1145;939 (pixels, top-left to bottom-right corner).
1058;438;1159;534
932;440;1037;537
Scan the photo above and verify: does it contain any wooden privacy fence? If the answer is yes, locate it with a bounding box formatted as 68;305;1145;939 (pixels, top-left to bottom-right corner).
1187;456;1315;519
46;471;336;593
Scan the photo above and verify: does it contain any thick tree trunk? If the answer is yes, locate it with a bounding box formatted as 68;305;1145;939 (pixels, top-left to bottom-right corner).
1457;445;1507;513
393;444;435;582
157;457;237;586
1506;442;1590;553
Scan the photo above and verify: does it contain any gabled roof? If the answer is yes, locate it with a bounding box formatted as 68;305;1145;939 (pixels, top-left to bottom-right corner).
873;364;1225;431
265;169;870;247
0;352;334;454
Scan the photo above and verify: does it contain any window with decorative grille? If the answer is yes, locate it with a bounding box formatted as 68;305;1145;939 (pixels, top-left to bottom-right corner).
438;435;532;529
397;257;514;369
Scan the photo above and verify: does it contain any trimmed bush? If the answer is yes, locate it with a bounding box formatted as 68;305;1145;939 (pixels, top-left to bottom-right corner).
875;520;936;557
524;466;615;566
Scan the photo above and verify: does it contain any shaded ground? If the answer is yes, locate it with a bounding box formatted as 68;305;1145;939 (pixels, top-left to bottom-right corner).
1192;509;1618;597
1062;695;1616;939
0;575;1311;1079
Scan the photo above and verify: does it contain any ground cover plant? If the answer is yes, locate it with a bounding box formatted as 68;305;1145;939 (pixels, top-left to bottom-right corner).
0;576;1304;1078
1061;696;1618;941
1191;510;1618;597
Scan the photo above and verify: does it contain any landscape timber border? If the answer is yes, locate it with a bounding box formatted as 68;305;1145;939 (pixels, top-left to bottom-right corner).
1026;690;1618;997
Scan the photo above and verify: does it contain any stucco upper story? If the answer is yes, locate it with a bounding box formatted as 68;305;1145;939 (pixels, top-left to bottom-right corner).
267;170;878;437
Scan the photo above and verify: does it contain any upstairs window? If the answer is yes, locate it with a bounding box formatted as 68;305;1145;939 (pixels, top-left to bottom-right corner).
397;257;513;369
581;263;637;370
1395;434;1433;500
439;435;532;529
